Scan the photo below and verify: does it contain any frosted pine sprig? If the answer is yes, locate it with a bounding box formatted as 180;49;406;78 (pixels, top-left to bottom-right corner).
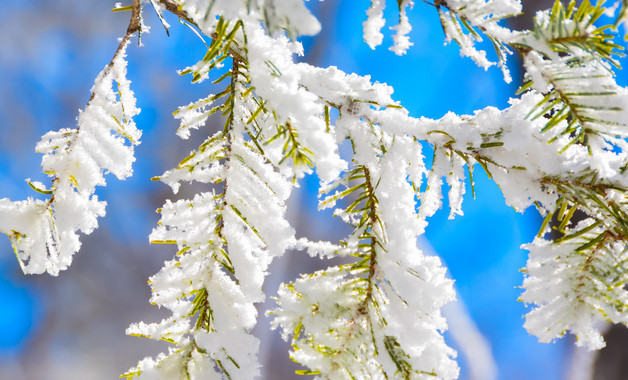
124;22;297;378
272;101;458;379
0;37;140;276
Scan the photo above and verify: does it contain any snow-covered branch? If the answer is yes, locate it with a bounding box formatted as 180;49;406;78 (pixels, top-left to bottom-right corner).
0;1;142;275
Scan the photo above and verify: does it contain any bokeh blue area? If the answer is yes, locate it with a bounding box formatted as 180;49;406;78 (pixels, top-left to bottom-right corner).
0;0;627;379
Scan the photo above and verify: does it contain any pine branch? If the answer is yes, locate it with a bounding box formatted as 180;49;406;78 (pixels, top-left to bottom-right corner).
124;19;302;379
273;108;457;377
0;1;143;275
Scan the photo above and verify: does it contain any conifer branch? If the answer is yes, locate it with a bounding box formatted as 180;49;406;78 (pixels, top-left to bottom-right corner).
0;1;142;275
124;17;304;378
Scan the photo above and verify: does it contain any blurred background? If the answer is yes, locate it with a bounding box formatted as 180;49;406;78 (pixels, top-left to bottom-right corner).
0;0;627;379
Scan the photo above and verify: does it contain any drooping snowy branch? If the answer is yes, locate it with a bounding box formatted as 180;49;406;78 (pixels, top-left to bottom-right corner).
273;133;458;379
0;4;142;275
261;53;460;378
126;130;294;377
123;20;303;378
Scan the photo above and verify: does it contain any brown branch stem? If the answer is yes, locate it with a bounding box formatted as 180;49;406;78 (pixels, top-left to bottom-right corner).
86;0;141;105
